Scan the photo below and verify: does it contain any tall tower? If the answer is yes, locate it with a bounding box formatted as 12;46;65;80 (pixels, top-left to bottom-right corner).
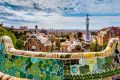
35;25;38;30
85;14;91;44
35;25;38;34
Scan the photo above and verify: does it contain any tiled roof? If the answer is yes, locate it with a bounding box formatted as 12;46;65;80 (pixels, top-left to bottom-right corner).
24;33;52;46
61;39;84;52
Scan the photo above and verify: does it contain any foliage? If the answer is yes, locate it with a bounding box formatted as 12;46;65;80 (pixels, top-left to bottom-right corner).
102;42;108;50
0;27;17;46
60;38;66;42
77;32;82;38
49;35;55;52
91;31;95;35
96;44;102;51
12;31;28;49
15;39;24;50
0;27;26;49
90;41;108;52
90;42;102;52
12;31;24;39
90;42;96;52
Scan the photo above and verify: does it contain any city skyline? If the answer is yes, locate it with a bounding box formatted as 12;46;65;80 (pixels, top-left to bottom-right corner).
0;0;120;30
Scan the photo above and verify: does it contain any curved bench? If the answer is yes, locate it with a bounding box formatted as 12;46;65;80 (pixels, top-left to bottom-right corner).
0;36;119;80
1;36;119;59
0;72;28;80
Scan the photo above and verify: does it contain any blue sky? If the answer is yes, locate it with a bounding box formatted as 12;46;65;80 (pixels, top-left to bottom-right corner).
0;0;120;30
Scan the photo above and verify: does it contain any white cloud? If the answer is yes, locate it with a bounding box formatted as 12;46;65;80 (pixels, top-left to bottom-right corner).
0;0;120;30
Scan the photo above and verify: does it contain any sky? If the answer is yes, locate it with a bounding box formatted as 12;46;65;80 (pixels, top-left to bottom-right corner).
0;0;120;30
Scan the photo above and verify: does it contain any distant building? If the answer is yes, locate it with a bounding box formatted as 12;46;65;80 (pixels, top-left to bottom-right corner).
47;29;79;36
35;25;38;33
69;33;76;41
60;40;71;52
11;29;27;34
96;30;109;46
40;29;47;35
10;25;15;30
24;34;52;52
20;26;28;30
0;22;3;27
60;39;84;52
11;26;28;34
95;27;120;46
35;25;38;30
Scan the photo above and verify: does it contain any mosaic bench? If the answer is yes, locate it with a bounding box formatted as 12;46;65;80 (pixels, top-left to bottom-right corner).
0;36;120;80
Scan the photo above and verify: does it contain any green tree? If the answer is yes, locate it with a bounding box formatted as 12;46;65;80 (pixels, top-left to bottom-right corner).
49;35;55;52
90;42;96;51
91;31;95;35
90;42;102;52
15;39;24;50
102;42;108;50
96;44;102;51
77;32;82;37
0;27;17;46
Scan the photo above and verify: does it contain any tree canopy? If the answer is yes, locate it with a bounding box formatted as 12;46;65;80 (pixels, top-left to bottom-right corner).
0;27;25;50
0;27;17;46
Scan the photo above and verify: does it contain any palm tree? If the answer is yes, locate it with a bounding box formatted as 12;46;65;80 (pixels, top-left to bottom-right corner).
49;35;55;52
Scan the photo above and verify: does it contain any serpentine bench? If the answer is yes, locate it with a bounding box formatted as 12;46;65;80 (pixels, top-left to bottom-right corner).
0;36;119;80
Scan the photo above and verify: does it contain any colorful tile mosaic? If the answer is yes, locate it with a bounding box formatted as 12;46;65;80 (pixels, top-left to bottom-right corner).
0;36;120;80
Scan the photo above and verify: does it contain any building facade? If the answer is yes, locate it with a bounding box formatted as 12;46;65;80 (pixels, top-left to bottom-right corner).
24;34;52;52
95;27;120;46
60;39;84;52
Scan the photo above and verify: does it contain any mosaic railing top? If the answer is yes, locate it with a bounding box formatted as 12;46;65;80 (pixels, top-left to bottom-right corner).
0;36;119;59
0;36;120;80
